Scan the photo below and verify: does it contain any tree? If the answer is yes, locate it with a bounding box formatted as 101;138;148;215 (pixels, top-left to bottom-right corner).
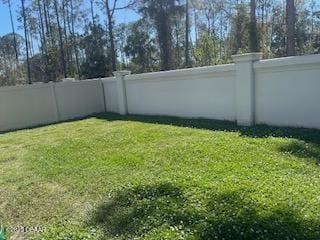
193;31;218;66
229;3;250;55
286;0;295;56
3;0;18;63
104;0;135;72
172;6;185;68
36;0;49;81
21;0;31;84
90;0;96;26
185;0;190;67
53;0;67;78
124;20;157;73
249;0;259;52
70;0;81;78
138;0;183;70
0;33;23;86
270;3;286;57
80;24;110;78
1;0;319;87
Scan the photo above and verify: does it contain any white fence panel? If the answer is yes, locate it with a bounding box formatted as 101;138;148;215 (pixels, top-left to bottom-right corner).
0;84;58;131
54;79;105;121
125;65;236;120
254;55;320;129
102;77;118;113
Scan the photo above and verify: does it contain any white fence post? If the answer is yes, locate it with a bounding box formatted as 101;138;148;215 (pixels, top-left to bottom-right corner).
232;53;262;126
50;82;61;122
113;71;131;115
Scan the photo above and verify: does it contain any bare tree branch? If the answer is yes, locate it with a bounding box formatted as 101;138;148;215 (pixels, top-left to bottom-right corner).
113;0;135;16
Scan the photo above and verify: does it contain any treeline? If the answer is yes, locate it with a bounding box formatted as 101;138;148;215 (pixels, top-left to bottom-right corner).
0;0;319;86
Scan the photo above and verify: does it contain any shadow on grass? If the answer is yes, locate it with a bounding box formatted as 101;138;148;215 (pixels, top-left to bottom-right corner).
278;141;320;164
3;112;320;146
89;182;320;239
95;113;320;145
0;115;95;135
96;113;320;165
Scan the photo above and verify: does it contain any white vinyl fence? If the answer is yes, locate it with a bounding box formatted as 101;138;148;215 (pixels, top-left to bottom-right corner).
105;53;320;129
0;53;320;132
0;79;105;131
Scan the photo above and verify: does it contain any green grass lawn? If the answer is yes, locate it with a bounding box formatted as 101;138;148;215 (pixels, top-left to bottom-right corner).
1;113;320;240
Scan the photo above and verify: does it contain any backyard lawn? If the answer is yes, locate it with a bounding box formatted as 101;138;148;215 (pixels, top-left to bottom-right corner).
1;113;320;240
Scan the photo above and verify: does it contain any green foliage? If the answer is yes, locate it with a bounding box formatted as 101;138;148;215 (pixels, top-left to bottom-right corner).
138;0;184;70
193;32;219;66
80;24;111;79
270;5;287;57
0;33;21;57
0;33;23;86
249;21;260;52
229;4;250;55
124;20;158;73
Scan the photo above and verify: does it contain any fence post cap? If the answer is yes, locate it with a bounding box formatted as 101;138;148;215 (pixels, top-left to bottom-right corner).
232;52;262;63
113;71;131;77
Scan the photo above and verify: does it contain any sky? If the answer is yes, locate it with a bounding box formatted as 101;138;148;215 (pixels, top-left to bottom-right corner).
2;0;320;41
0;0;140;37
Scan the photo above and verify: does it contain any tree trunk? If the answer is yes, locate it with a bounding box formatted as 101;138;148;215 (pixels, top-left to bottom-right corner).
70;0;80;78
21;0;31;84
157;7;175;71
194;9;198;45
62;0;70;73
8;0;18;63
28;29;35;57
249;0;259;52
106;1;117;72
185;0;190;67
45;0;55;47
37;0;49;81
54;0;67;78
219;15;223;59
90;0;96;26
286;0;295;56
37;0;46;52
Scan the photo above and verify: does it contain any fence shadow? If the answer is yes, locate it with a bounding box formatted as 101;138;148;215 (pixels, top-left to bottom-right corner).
95;113;320;145
0;115;94;135
278;141;320;164
88;182;319;239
